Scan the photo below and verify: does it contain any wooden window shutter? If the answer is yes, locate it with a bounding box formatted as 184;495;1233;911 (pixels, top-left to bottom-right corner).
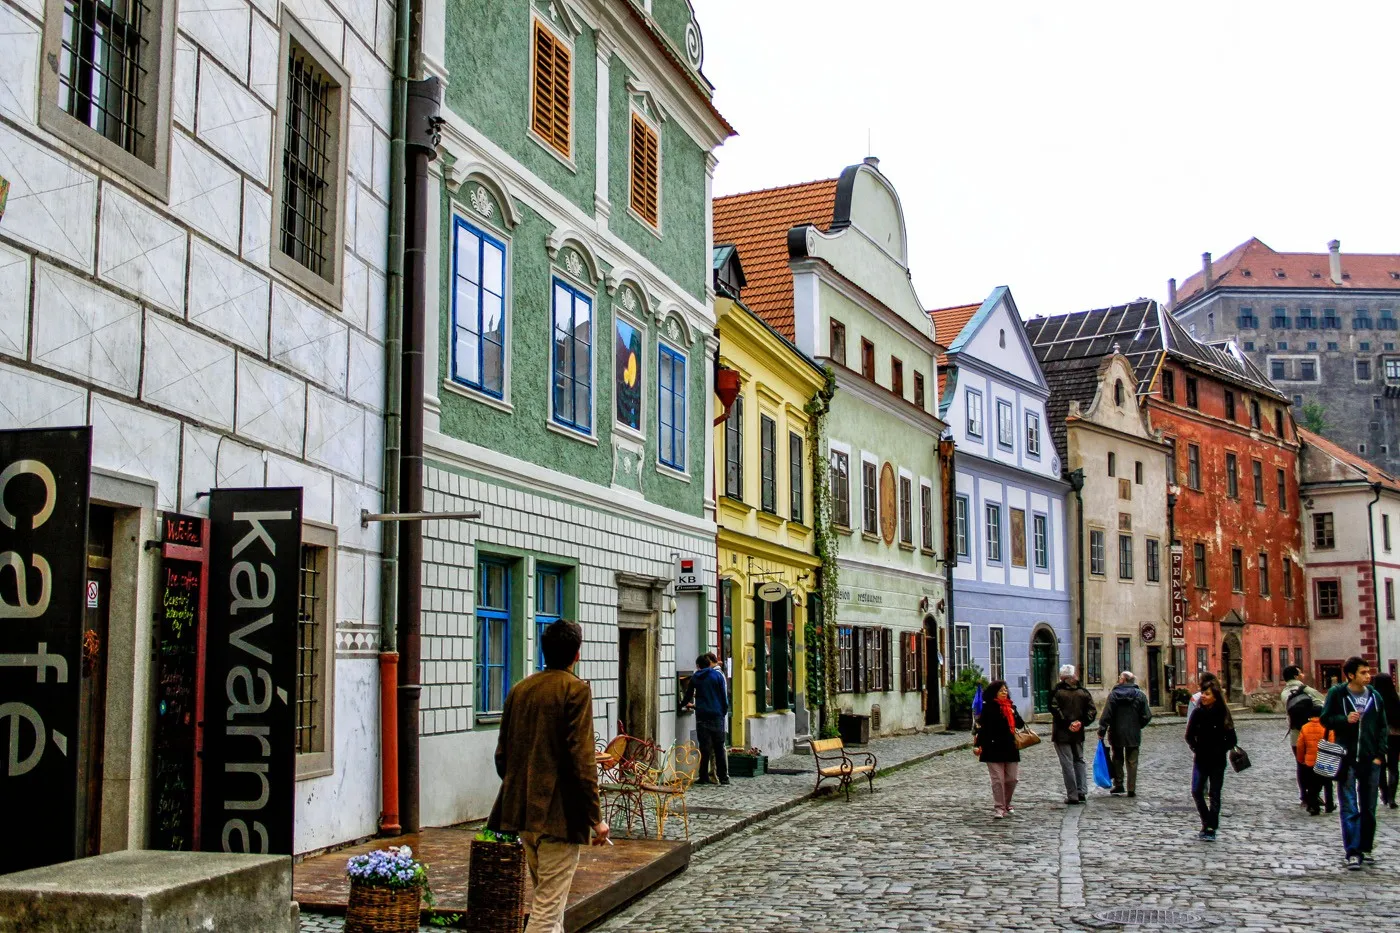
630;114;659;226
532;22;571;156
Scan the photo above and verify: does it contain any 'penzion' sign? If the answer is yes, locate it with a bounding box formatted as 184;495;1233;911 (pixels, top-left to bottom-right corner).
200;488;302;855
1170;544;1186;647
0;428;91;873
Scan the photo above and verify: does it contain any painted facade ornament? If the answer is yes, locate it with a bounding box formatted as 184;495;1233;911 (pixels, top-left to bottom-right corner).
619;287;637;311
564;249;584;279
470;184;494;218
684;20;703;69
667;319;680;341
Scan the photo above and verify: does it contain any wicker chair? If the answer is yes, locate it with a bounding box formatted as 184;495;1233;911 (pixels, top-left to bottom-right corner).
642;742;700;840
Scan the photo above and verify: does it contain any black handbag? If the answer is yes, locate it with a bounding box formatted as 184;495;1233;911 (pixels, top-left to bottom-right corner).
1229;746;1251;773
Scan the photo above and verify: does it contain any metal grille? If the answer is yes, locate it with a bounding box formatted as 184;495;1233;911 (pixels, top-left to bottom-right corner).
296;544;323;754
59;0;150;154
281;45;335;280
1093;907;1205;925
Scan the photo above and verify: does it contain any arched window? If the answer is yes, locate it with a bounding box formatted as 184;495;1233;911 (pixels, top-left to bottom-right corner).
1114;379;1125;406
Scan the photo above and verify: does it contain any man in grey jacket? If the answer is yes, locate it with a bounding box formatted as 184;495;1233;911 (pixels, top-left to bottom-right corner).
1098;671;1152;797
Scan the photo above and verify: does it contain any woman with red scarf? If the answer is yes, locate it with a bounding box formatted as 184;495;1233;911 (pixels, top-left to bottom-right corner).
973;680;1026;818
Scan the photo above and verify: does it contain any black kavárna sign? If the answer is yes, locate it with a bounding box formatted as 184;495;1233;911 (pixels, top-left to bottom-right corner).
0;427;90;873
201;488;302;855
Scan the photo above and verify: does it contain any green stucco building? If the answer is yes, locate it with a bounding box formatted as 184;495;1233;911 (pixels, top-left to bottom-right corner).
413;0;733;824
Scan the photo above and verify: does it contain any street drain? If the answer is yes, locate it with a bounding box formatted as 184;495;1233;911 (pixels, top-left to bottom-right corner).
1094;907;1204;925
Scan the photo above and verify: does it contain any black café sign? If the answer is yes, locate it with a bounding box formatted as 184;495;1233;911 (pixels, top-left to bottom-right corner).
0;428;91;873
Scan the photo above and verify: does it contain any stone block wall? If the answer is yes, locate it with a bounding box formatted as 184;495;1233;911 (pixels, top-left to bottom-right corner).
0;0;395;854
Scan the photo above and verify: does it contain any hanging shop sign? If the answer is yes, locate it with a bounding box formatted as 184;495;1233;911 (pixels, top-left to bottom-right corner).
0;427;91;873
675;556;702;593
757;581;789;603
1140;622;1158;644
1169;544;1186;647
200;488;302;855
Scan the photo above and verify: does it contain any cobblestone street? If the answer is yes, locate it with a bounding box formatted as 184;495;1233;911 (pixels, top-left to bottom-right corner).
591;720;1400;932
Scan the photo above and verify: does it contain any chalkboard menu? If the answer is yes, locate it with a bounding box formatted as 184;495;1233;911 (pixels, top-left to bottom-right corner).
150;512;206;851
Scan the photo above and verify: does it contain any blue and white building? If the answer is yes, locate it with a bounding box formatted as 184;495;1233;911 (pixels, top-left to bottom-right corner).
934;287;1072;715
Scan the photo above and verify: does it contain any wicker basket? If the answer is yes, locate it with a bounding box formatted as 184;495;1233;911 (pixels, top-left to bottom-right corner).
345;881;421;933
467;838;527;933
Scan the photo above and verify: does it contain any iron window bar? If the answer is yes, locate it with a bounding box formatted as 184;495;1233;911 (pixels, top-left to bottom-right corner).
59;0;150;154
281;46;335;279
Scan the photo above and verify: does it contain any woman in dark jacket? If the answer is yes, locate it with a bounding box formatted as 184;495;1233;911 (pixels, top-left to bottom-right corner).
974;680;1026;819
1185;682;1237;840
1373;673;1400;808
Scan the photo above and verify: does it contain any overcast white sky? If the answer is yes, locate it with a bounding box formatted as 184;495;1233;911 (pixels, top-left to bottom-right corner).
698;1;1400;317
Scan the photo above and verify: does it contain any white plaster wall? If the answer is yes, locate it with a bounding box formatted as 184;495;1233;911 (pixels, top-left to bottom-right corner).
421;731;500;829
0;0;395;855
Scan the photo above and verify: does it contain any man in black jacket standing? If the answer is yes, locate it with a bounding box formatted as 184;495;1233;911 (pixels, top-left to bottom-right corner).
1050;664;1097;805
682;653;730;784
1098;671;1152;797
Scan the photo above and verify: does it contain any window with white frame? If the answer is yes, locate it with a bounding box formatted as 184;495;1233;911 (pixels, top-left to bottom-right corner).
789;432;804;523
452;218;507;397
966;390;984;438
989;626;1005;681
1033;513;1048;569
920;482;934;550
1026;411;1041;456
862;458;878;535
996;399;1014;449
954;624;971;677
1089;529;1105;575
899;475;913;545
39;0;177;198
297;523;337;779
551;279;593;434
657;343;686;470
270;19;350;305
955;495;970;557
985;502;1002;562
830;449;850;527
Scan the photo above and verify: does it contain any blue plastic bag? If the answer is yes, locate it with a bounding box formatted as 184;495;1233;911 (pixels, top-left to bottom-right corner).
971;684;983;718
1093;740;1113;789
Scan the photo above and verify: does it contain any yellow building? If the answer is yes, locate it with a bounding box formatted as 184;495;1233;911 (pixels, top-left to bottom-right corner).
713;247;829;756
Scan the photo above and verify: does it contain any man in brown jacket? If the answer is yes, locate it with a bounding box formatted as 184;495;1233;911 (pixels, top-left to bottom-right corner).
489;619;609;933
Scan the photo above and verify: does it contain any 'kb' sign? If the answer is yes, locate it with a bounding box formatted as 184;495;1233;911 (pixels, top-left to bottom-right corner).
201;488;302;855
0;428;91;873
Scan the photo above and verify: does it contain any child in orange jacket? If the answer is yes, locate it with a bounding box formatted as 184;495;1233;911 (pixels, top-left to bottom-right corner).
1295;705;1335;815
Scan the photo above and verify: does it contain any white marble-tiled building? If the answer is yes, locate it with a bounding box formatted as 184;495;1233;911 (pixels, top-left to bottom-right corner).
0;0;393;854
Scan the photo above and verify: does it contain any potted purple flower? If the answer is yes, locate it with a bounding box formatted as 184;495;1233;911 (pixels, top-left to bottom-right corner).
345;845;432;933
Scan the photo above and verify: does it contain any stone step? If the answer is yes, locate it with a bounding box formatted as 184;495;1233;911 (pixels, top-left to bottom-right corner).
791;734;813;754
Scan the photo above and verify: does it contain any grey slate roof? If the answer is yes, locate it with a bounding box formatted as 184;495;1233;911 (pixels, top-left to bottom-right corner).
1039;357;1104;466
1024;300;1162;395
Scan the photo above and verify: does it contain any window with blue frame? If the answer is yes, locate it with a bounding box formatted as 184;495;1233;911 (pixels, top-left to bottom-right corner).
552;279;593;433
536;565;565;672
452;219;507;396
476;559;513;715
658;343;687;470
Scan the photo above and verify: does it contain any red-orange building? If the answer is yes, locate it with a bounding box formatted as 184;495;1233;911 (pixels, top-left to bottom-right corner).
1030;302;1306;704
1149;313;1306;704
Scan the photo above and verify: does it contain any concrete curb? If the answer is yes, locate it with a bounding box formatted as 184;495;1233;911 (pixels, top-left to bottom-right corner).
688;737;974;854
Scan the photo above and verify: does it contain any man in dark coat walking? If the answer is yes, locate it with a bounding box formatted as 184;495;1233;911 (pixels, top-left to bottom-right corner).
490;619;610;933
1098;671;1152;797
1049;664;1097;804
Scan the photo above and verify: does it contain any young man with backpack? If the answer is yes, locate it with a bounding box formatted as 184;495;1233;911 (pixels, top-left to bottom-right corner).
1320;656;1390;870
1282;665;1328;809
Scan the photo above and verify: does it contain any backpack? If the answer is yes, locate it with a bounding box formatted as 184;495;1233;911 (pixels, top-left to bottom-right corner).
1286;685;1314;730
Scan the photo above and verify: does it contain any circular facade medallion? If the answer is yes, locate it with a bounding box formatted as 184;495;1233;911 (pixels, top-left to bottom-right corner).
879;462;897;545
1140;622;1158;644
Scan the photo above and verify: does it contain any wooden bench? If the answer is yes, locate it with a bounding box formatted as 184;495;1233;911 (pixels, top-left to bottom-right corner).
810;738;877;801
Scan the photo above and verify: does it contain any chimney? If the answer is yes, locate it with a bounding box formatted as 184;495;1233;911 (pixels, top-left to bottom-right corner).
1202;252;1213;290
1329;239;1342;285
863;155;880;169
1167;277;1177;311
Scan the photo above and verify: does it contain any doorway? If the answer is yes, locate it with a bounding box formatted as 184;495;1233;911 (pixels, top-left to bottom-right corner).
923;616;940;725
1030;628;1057;714
1146;646;1162;707
1317;660;1345;690
1221;633;1244;704
77;505;114;858
618;626;651;740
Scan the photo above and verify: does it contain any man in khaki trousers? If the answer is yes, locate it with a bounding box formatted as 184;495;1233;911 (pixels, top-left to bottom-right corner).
489;619;610;932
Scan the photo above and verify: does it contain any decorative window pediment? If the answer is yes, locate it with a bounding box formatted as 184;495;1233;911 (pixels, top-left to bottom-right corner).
533;0;583;38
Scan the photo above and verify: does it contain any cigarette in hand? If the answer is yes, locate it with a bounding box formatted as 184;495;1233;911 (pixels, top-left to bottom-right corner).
605;837;614;846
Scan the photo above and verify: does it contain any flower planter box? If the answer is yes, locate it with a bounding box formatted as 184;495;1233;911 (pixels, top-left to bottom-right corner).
727;752;768;778
1176;704;1189;717
467;837;527;933
345;883;420;933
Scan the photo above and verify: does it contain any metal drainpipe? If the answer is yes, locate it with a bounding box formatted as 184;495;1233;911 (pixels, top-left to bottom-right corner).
396;77;442;837
376;0;414;837
1368;482;1383;670
1069;469;1086;676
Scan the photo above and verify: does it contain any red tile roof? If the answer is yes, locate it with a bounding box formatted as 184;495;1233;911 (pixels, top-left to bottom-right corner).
927;302;980;402
1175;238;1400;306
1299;427;1400;491
712;179;839;340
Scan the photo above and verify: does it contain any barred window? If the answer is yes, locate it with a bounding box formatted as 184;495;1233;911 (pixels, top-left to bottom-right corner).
40;0;175;196
271;20;349;305
296;524;337;779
